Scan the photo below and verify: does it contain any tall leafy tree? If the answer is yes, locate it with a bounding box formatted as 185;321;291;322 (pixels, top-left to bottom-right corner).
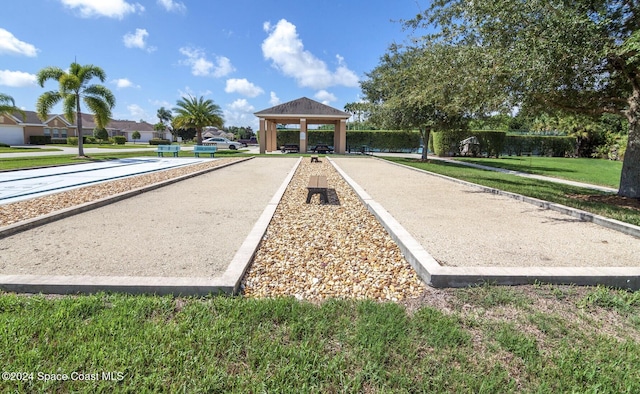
408;0;640;197
36;62;115;157
172;95;223;144
0;93;25;120
361;43;501;160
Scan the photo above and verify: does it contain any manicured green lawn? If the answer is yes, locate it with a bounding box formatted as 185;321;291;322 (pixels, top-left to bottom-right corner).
0;147;62;153
0;150;249;170
0;286;638;392
383;157;640;226
455;156;622;188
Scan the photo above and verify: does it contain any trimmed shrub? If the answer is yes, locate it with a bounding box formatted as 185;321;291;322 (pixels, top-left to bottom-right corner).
275;130;421;152
113;136;127;145
29;135;51;145
85;136;97;144
433;130;508;157
50;138;68;144
432;130;468;156
149;138;171;145
0;143;10;148
503;135;575;157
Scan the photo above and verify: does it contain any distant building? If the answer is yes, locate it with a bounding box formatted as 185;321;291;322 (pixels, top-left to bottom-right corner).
0;110;163;145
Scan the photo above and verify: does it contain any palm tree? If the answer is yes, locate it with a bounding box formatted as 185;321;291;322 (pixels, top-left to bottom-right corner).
172;95;223;144
0;93;25;120
36;62;115;157
156;106;173;140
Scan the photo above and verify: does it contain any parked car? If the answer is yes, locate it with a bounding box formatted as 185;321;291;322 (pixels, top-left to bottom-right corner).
201;137;242;150
238;137;258;146
310;143;334;153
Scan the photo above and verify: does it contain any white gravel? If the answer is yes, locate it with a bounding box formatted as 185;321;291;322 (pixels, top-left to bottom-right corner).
331;157;640;268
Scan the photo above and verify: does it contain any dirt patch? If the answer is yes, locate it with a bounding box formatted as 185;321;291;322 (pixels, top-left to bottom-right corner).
567;193;640;211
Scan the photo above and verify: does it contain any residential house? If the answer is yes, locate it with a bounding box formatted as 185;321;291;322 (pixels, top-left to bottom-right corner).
0;110;165;145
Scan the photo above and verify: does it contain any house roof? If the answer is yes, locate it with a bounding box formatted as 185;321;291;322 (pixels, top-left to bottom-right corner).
254;97;349;119
8;110;155;131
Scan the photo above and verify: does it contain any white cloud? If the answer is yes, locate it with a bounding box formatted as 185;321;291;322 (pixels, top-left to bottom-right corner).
111;78;139;89
224;99;257;128
225;78;264;97
127;104;151;122
269;91;280;106
60;0;144;19
0;29;38;57
0;70;37;87
157;0;186;13
314;90;337;104
179;47;234;77
178;86;212;99
261;19;359;89
123;28;156;52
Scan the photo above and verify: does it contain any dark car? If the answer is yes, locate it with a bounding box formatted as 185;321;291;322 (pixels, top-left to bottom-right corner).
310;143;333;153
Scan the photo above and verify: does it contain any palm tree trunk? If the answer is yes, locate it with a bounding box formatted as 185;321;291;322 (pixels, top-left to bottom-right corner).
76;97;85;157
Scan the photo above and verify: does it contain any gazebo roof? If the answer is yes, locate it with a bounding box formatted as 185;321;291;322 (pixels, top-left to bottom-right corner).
254;97;350;120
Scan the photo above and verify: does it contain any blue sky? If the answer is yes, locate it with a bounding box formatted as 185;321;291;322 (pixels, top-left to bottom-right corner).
1;0;425;129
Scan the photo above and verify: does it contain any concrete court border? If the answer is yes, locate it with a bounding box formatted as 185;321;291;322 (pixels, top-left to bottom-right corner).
0;156;302;296
328;157;640;290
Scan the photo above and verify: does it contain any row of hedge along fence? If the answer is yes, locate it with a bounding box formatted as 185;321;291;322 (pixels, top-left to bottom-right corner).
29;136;128;145
430;130;576;157
276;129;576;157
276;130;421;152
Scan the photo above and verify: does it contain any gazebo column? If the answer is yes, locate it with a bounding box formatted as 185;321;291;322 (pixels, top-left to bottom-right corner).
334;119;346;154
268;121;278;152
299;118;308;153
259;118;267;154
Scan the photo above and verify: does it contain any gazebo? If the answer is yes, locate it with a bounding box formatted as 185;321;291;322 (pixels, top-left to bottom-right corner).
254;97;351;154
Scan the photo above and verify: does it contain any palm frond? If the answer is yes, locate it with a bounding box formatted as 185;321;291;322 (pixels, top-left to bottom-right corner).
84;85;116;109
36;66;65;88
84;96;112;129
36;91;63;121
62;94;77;124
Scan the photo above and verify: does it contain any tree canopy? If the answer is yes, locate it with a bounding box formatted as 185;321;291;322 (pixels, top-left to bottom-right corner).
36;62;115;157
0;93;25;121
172;96;223;144
399;0;640;197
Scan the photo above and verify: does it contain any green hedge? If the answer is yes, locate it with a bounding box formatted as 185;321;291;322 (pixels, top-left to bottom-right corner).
431;130;507;157
149;138;171;145
113;136;127;145
503;135;575;157
29;135;51;145
431;131;574;157
275;130;421;151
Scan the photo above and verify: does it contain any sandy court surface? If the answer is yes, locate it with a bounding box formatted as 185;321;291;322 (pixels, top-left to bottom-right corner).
332;157;640;268
0;157;298;277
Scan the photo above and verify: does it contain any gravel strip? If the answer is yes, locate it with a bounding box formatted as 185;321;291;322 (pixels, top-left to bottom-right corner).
0;158;243;227
241;158;426;302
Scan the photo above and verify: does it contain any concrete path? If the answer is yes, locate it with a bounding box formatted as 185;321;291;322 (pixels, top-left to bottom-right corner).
0;145;160;158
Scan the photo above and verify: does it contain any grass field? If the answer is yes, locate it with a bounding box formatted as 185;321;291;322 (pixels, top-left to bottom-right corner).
0;285;638;393
0;149;249;170
455;156;622;188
